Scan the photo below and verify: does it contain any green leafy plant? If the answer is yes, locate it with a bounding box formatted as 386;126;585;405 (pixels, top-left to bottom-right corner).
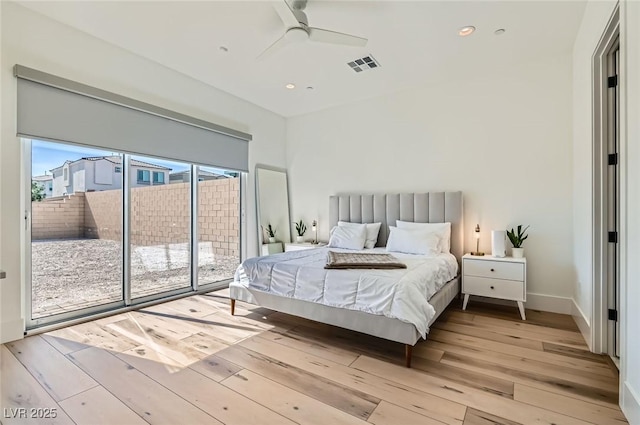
507;225;529;248
266;224;277;238
31;181;45;202
294;220;307;237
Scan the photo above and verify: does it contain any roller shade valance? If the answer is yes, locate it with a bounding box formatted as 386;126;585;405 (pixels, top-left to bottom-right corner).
15;65;251;172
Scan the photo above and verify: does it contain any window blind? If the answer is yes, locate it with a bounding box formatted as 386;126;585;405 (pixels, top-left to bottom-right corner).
15;65;251;172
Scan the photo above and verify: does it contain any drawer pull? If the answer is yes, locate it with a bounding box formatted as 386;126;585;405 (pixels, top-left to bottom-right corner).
490;286;495;289
490;268;495;272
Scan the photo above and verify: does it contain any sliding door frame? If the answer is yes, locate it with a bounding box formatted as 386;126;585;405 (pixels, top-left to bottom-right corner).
24;140;242;331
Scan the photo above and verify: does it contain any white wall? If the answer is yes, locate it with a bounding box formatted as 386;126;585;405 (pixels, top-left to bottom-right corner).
0;2;286;342
571;0;618;348
621;0;640;421
287;52;574;302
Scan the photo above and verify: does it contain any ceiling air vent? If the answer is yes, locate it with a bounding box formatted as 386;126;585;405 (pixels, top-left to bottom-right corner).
347;55;380;73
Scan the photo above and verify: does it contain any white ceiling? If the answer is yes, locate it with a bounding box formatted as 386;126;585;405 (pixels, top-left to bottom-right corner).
19;1;586;117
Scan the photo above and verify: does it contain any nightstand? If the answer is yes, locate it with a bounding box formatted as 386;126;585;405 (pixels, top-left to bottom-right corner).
462;254;527;320
284;242;326;252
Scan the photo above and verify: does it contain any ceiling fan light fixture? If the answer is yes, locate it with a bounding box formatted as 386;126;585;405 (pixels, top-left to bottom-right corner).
285;83;296;89
458;26;476;37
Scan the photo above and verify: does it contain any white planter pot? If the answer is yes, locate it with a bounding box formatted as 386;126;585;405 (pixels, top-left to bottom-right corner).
512;248;525;258
296;236;304;243
268;237;276;243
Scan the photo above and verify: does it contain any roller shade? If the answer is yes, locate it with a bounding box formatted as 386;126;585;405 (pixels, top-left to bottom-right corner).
15;65;251;172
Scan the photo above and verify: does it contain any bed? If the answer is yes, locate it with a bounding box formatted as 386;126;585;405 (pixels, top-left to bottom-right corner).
230;192;463;367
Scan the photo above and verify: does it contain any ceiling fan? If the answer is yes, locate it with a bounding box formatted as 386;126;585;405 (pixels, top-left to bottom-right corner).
258;0;368;60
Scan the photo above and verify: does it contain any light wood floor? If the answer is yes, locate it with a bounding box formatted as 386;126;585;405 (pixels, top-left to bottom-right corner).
1;289;627;425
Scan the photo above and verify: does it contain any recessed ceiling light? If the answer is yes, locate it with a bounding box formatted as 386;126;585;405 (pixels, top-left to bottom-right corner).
219;46;229;52
285;83;296;89
306;86;314;90
494;29;506;35
458;26;476;37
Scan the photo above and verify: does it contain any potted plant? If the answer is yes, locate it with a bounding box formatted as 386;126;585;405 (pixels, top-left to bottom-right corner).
294;220;307;243
507;225;529;258
266;224;277;243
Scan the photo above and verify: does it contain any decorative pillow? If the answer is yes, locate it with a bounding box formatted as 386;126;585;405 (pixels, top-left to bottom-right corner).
396;221;451;253
386;226;440;256
327;224;367;250
338;221;382;249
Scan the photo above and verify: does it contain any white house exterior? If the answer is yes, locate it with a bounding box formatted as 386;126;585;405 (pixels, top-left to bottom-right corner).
32;174;53;199
51;156;171;197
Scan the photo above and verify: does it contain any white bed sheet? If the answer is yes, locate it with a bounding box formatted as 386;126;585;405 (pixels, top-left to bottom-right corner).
234;247;458;338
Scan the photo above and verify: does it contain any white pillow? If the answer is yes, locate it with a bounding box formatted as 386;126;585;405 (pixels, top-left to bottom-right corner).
396;221;451;253
338;221;382;249
327;224;367;250
386;226;440;256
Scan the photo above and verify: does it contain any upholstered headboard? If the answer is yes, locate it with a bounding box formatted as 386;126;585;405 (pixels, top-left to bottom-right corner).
329;192;464;261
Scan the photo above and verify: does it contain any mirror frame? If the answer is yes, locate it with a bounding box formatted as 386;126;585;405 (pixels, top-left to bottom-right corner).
255;164;292;255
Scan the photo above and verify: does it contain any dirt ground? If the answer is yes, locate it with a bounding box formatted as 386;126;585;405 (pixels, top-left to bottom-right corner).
31;239;238;318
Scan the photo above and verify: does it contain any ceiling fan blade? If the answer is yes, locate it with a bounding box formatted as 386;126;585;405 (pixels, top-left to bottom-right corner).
308;27;367;47
273;0;300;28
257;33;292;61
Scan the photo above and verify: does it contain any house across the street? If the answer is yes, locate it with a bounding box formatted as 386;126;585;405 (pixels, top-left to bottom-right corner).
50;156;171;197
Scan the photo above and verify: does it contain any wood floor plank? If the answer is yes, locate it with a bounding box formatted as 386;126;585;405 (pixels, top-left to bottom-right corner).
180;332;230;356
513;384;628;425
427;328;614;375
68;346;221;424
367;401;447;425
215;344;381;421
40;333;89;355
6;335;98;402
457;301;579;331
409;354;514;399
446;315;588;350
189;354;243;382
351;355;590;425
260;329;360;366
421;339;617;383
440;351;619;408
0;345;75;425
234;337;466;425
463;408;520;425
432;321;545;351
222;369;369;424
106;317;209;366
542;342;611;364
43;321;139;353
466;313;589;341
115;349;297;425
285;323;444;364
58;385;148;425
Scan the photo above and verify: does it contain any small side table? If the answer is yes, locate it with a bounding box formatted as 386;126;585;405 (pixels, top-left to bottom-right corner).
461;254;527;320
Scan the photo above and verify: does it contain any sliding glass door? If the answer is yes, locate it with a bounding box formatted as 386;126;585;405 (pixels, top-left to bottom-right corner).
26;141;242;328
29;140;124;324
129;156;192;299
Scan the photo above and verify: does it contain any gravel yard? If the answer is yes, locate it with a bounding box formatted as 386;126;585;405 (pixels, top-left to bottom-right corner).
31;239;238;318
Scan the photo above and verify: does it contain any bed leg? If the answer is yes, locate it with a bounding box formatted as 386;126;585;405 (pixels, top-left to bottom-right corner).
230;299;236;316
405;344;413;368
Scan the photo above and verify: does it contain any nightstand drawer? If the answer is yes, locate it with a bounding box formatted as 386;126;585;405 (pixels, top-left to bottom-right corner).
463;276;524;301
464;259;524;281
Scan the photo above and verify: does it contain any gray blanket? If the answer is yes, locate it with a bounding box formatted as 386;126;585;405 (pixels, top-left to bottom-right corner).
324;251;407;269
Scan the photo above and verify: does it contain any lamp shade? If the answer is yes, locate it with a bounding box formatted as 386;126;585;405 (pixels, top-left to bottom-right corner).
474;224;481;239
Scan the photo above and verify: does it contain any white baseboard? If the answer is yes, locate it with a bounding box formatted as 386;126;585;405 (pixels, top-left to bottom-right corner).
622;382;640;425
0;318;25;344
469;292;572;315
571;299;592;350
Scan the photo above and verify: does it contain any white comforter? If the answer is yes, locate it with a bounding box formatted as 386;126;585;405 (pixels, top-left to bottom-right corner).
234;247;458;338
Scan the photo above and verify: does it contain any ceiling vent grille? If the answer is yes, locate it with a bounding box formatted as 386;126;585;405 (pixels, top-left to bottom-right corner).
347;55;380;73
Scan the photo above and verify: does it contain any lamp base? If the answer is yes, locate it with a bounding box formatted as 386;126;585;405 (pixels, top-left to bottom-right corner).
470;252;485;256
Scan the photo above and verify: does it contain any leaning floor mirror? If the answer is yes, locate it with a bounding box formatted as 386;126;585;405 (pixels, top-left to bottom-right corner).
255;165;291;255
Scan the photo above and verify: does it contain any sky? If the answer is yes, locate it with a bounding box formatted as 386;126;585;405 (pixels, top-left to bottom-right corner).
31;140;227;177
